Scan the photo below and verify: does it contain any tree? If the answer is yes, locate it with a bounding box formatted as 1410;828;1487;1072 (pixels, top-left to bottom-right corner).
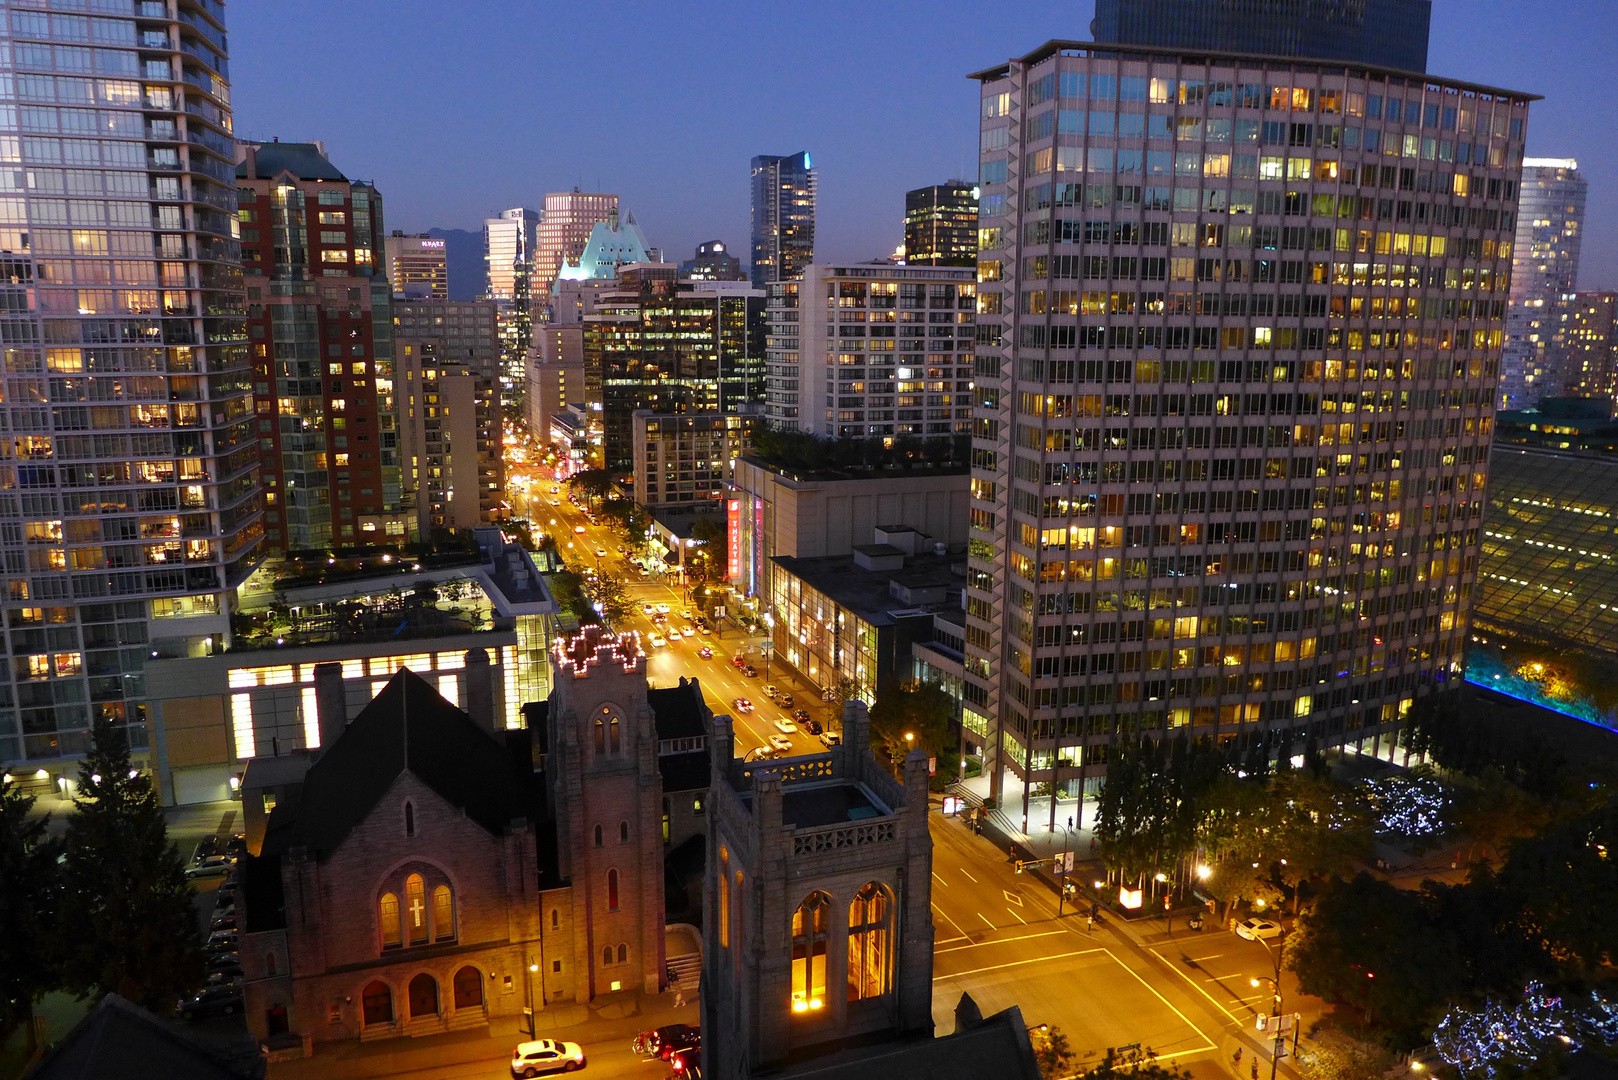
569;468;615;510
0;772;60;1053
1029;1024;1075;1078
822;675;862;733
689;515;727;582
1078;1046;1189;1079
869;681;957;778
583;571;631;626
57;720;205;1013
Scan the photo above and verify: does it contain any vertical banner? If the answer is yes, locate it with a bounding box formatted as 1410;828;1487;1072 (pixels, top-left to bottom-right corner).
727;499;741;582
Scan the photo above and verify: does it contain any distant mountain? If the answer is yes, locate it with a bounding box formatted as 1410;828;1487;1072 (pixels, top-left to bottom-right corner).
425;227;484;301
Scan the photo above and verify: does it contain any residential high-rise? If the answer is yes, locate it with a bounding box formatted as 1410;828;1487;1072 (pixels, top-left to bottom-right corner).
391;298;500;383
966;41;1531;818
533;189;618;315
1500;159;1587;408
1566;293;1618;400
382;231;449;299
1091;0;1432;72
749;152;816;288
0;0;262;773
679;240;746;282
582;271;764;470
904;182;980;267
483;207;538;406
238;142;407;553
395;341;503;535
765;265;976;438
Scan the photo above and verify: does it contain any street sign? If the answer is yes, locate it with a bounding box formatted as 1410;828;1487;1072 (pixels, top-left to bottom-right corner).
942;796;964;815
762;639;773;651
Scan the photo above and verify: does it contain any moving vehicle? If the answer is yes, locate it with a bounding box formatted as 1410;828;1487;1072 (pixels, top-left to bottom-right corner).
1235;917;1283;941
649;635;667;648
632;1024;699;1062
179;982;242;1021
773;717;796;734
574;525;586;534
642;604;656;616
733;698;753;713
680;626;696;638
679;610;692;621
510;1039;586;1077
656;603;670;614
595;547;607;558
768;734;793;753
697;646;713;660
750;744;778;760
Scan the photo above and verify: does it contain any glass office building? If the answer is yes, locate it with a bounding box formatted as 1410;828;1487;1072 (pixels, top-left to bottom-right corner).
749;152;815;289
1092;0;1431;73
0;0;261;770
966;39;1532;807
904;182;979;268
1498;159;1587;409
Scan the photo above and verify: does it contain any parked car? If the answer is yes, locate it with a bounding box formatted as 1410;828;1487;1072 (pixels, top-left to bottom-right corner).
668;1047;700;1078
632;1024;699;1061
761;684;778;699
205;930;238;953
697;646;713;660
768;734;793;753
792;708;812;724
818;731;842;748
206;953;243;980
773;717;796;734
732;698;753;714
804;719;823;736
742;664;758;678
1235;917;1282;941
185;854;233;879
730;655;747;669
209;910;237;932
510;1038;586;1077
179;982;242;1021
778;693;795;709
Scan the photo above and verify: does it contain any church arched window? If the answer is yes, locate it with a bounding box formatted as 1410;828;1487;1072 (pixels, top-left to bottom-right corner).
619;820;629;844
404;800;415;837
607;868;620;912
379;892;402;949
593;717;605;754
847;883;893;1002
790;892;831;1013
593;824;604;847
405;874;428;945
609;716;621;753
617;943;627;964
602;945;613;966
432;884;455;942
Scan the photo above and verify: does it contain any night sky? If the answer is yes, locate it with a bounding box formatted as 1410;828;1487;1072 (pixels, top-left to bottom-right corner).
228;1;1616;290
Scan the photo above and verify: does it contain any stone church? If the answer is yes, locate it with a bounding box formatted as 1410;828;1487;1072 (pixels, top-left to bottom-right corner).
237;630;712;1048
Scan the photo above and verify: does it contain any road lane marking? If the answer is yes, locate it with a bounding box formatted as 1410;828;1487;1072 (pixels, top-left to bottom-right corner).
932;872;948;885
1095;947;1219;1054
930;903;971;943
1148;949;1247;1026
1006;907;1028;925
933;948;1105;980
1184;954;1223;963
978;913;997;930
1003;890;1023;906
934;935;969;946
960;868;978;883
934;929;1067;954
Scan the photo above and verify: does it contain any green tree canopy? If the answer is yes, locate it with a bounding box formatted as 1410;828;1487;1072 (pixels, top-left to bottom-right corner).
57;721;205;1012
869;681;957;777
0;772;61;1050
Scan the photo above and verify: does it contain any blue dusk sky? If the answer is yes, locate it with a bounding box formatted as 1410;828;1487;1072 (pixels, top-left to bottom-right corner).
229;1;1616;290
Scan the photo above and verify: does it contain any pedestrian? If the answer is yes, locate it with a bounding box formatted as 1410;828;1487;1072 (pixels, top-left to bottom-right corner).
674;988;686;1008
1233;1047;1243;1066
1086;915;1094;934
1251;1057;1259;1080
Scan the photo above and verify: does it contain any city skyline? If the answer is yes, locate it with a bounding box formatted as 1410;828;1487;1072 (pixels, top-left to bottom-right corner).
228;1;1618;289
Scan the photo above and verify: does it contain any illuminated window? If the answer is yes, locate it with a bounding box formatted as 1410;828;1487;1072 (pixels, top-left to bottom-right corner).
379;892;402;948
406;874;428;945
791;892;831;1013
230;693;255;759
847;883;893;1001
607;869;620;912
432;884;455;941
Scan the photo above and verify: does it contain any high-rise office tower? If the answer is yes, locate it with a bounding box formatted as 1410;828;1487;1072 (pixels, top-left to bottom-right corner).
1499;159;1586;409
750;152;816;289
533;189;617;315
1566;293;1618;401
1091;0;1432;72
904;182;980;267
382;231;448;299
966;41;1531;812
0;0;261;772
582;270;764;469
238;142;406;553
679;240;746;281
484;206;538;406
764;265;976;437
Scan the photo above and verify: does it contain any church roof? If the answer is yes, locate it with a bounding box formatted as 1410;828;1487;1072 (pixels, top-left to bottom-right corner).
648;678;708;740
261;669;542;862
27;993;264;1080
552;214;652;291
775;1002;1041;1080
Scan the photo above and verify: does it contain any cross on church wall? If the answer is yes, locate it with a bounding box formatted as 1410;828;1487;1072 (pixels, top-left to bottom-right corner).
410;895;425;927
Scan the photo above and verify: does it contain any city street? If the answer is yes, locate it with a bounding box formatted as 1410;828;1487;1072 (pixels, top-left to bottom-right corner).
534;487;830;760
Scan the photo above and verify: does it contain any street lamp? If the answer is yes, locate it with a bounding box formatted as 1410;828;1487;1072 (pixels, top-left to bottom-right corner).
1249;931;1289;1080
1056;818;1077;917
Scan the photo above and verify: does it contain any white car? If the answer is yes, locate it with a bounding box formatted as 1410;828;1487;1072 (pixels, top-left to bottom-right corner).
679;609;692;620
595;547;607;558
681;625;696;638
773;717;796;734
642;603;656;616
649;634;667;648
511;1038;586;1077
656;603;670;614
768;734;793;753
1235;917;1282;941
